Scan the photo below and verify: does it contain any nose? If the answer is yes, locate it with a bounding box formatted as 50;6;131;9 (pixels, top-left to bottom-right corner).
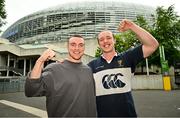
74;45;80;50
104;38;108;43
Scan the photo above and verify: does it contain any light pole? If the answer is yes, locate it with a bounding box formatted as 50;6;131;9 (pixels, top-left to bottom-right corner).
159;45;171;91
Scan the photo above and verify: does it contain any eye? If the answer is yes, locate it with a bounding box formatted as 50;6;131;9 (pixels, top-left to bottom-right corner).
70;43;76;47
99;38;104;42
79;43;84;48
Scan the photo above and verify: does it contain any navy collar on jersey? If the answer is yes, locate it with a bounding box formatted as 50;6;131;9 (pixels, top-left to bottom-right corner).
101;52;118;63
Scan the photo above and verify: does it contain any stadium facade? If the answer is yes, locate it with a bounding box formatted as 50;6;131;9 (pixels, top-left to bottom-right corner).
0;1;156;78
1;1;155;44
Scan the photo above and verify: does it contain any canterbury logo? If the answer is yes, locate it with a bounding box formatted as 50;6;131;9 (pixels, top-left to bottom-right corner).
102;73;126;89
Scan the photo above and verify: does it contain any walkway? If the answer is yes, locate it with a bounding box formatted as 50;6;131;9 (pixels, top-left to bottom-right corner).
0;90;180;117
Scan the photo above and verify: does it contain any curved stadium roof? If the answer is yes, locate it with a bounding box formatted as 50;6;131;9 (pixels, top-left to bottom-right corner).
1;1;155;44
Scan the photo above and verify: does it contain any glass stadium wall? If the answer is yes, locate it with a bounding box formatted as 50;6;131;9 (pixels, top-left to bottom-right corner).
1;2;155;44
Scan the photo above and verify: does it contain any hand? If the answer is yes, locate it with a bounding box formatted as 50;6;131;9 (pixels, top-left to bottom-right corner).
38;49;56;62
118;19;134;32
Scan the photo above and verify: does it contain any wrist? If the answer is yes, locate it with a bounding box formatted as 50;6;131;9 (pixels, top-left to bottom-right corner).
130;22;139;31
36;57;46;63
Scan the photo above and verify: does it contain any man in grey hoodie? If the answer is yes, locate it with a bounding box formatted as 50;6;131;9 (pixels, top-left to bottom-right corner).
25;35;97;117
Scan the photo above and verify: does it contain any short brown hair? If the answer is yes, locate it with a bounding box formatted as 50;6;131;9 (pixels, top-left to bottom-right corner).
97;31;115;42
68;35;84;43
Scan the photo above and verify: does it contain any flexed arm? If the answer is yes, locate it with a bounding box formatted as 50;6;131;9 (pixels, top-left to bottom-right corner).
118;19;159;58
30;49;56;79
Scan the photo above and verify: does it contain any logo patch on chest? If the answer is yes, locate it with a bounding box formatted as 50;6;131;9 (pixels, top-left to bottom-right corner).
102;73;125;89
93;68;131;96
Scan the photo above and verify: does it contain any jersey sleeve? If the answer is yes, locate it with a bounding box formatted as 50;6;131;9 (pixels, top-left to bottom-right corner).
124;45;144;73
87;60;95;72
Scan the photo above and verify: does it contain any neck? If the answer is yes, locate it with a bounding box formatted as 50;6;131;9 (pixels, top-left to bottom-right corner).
102;50;117;61
67;57;81;63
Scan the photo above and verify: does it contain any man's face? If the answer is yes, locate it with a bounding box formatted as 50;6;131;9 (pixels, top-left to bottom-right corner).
68;37;85;62
98;31;116;53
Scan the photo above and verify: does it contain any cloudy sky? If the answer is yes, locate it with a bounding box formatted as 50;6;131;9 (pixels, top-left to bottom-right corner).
2;0;180;32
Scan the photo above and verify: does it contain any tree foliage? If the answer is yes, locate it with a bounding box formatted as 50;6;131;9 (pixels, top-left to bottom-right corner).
95;5;180;67
151;5;180;66
0;0;6;32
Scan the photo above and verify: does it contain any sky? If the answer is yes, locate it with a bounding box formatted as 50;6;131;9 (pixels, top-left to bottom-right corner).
2;0;180;33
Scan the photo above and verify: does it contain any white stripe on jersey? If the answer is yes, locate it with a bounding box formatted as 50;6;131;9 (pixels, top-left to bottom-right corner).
93;68;132;96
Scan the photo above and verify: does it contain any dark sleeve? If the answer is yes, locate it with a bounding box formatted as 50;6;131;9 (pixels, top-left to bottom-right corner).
124;45;144;73
87;60;96;73
87;61;93;69
25;67;52;97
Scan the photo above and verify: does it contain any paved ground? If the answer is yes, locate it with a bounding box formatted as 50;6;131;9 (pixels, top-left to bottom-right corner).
0;90;180;117
133;90;180;117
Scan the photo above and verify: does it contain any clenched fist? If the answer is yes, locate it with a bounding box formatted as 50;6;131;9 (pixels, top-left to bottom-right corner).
118;19;135;32
38;49;56;62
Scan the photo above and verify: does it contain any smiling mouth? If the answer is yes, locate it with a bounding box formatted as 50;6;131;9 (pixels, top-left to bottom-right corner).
104;44;110;48
73;52;81;54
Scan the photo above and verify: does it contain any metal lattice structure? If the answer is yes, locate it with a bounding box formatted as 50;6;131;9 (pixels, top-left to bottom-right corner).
1;1;155;44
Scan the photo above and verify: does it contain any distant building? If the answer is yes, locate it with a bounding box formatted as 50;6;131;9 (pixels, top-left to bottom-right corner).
1;1;155;44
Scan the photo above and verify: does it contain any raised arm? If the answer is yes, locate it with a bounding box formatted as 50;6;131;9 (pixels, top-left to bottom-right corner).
30;49;56;79
118;19;159;58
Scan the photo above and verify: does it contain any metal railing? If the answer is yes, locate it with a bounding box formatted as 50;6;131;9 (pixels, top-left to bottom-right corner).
0;76;26;93
0;66;23;76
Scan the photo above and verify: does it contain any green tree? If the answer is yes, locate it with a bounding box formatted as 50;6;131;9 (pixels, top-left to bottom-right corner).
95;47;102;57
151;5;180;66
95;15;150;58
95;30;137;57
0;0;6;32
95;5;180;68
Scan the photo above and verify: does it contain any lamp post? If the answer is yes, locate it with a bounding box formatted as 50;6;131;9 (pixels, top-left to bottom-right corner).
159;45;171;91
